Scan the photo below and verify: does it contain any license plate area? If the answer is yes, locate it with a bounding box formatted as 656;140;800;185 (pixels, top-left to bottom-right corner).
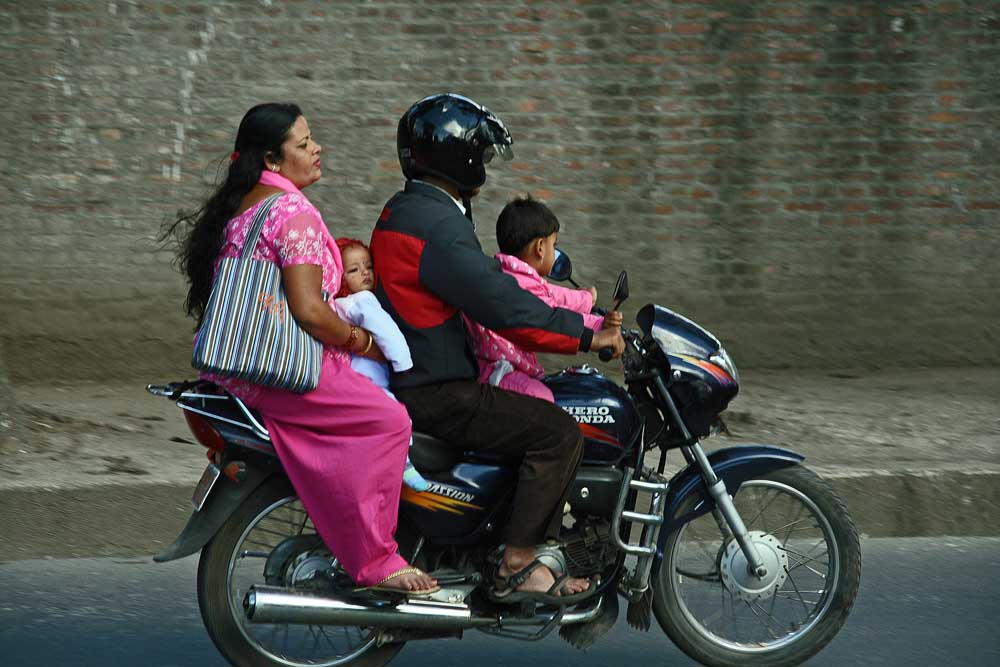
192;463;222;511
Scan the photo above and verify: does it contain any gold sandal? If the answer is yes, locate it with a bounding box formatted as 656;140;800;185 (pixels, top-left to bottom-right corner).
355;567;441;596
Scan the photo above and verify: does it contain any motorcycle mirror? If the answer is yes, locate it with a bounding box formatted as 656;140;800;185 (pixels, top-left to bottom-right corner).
549;247;577;286
611;270;629;311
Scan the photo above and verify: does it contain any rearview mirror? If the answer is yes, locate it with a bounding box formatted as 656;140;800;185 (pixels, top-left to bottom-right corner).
611;271;629;310
549;247;573;282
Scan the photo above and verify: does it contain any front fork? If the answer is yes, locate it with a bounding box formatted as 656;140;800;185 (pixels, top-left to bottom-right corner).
685;443;769;578
610;377;772;598
653;373;769;578
609;439;769;602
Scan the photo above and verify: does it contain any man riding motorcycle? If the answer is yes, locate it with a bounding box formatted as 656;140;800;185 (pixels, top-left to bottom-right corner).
370;93;625;602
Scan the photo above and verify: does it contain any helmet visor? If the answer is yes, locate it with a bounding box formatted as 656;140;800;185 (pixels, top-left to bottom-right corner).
482;143;514;164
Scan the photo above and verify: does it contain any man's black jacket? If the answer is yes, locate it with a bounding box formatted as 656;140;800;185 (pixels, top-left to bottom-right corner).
370;180;593;389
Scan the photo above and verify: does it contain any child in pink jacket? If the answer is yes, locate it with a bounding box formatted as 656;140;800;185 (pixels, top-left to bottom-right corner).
464;196;622;402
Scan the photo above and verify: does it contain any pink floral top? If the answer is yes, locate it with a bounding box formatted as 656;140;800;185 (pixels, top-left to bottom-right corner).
201;173;348;403
465;253;605;382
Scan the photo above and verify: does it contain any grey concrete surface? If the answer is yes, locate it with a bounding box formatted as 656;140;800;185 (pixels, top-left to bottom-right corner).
2;538;999;666
1;367;998;560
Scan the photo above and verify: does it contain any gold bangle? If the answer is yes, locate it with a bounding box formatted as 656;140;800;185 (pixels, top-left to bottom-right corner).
359;330;374;355
344;325;359;349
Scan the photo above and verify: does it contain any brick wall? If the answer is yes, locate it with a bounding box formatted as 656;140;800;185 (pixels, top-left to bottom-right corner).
1;0;997;383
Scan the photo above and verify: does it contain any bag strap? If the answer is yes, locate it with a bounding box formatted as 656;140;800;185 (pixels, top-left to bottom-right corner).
238;193;283;261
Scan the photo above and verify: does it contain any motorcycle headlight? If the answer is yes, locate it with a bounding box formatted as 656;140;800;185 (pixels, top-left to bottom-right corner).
710;348;740;384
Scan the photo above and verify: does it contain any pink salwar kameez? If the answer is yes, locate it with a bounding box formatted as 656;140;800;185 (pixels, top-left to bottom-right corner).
202;171;411;586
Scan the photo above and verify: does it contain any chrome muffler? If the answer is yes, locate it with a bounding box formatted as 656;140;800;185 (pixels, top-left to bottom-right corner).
244;585;605;630
244;585;494;630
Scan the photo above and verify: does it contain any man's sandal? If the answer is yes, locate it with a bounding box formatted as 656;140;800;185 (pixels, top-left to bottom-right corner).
488;547;600;606
354;566;441;596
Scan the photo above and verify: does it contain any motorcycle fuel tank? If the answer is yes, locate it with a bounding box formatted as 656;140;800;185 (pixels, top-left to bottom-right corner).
546;366;641;463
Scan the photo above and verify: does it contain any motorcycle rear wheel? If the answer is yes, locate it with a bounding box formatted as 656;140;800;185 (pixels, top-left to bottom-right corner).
197;478;405;667
653;465;861;667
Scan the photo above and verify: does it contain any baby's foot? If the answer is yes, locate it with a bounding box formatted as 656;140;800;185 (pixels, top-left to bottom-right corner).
402;459;430;492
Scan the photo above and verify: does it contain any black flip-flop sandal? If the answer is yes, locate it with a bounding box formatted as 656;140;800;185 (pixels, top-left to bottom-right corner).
489;558;599;606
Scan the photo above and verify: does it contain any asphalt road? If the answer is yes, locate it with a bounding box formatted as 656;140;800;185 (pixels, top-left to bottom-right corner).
1;537;997;667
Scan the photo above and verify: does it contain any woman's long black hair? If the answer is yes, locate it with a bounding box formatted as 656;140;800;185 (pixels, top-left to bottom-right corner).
164;103;302;328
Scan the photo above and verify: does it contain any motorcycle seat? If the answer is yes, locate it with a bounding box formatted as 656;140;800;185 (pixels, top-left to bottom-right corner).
409;432;460;473
409;432;520;473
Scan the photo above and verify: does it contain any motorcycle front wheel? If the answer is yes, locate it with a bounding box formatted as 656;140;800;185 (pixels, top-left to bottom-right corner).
653;465;861;667
197;478;405;667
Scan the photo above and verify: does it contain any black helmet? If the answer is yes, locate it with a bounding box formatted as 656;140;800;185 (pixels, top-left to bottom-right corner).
397;93;513;193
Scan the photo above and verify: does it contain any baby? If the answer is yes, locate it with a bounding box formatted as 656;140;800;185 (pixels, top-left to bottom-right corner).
465;196;622;402
335;237;429;492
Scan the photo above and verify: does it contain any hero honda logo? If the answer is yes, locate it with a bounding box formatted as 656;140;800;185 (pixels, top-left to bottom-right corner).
562;405;616;424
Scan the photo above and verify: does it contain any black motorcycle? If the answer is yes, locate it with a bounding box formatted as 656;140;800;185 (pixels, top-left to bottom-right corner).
148;250;860;667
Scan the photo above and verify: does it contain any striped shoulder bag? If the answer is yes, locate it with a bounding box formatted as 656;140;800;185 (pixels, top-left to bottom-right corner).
192;194;323;393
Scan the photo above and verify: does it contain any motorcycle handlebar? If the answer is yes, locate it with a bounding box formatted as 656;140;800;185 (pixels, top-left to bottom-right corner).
597;328;643;364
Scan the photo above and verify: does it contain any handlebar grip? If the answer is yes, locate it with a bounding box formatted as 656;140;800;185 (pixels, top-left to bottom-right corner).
591;306;608;316
598;347;615;362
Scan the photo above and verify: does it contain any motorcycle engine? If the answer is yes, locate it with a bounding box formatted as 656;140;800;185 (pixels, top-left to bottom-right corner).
559;518;617;577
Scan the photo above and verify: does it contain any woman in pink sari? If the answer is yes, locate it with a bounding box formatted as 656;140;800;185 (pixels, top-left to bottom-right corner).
169;103;436;594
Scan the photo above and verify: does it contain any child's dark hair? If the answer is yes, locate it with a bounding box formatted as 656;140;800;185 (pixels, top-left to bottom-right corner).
496;195;560;256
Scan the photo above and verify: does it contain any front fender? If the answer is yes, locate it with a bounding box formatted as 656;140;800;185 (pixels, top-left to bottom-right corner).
153;466;272;563
654;444;804;565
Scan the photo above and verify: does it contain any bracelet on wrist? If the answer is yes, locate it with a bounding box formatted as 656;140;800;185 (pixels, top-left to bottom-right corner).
344;325;360;349
359;330;374;356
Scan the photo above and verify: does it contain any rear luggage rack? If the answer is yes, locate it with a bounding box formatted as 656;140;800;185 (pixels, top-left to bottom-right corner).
147;382;270;441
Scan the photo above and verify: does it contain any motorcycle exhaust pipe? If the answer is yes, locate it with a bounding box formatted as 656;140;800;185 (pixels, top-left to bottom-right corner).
245;585;605;630
244;585;496;630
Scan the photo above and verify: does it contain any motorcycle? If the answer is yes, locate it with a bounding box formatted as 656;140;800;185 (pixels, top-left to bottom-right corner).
148;249;860;667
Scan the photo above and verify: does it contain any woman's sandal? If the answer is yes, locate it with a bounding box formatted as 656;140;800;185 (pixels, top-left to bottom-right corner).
354;566;441;596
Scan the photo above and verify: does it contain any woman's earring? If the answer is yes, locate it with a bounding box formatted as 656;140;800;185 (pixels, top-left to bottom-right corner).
270;165;280;173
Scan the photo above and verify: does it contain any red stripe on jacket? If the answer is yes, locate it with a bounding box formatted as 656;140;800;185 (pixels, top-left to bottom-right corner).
494;327;581;355
370;229;457;329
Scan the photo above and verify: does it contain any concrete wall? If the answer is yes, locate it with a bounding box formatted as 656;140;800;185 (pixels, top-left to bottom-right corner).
1;0;998;383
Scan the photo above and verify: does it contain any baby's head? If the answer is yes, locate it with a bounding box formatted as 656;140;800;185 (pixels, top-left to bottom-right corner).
496;195;560;276
336;237;374;297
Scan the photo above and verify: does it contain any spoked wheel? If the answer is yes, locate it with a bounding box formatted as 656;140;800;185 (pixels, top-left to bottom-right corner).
197;479;404;667
653;465;861;667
